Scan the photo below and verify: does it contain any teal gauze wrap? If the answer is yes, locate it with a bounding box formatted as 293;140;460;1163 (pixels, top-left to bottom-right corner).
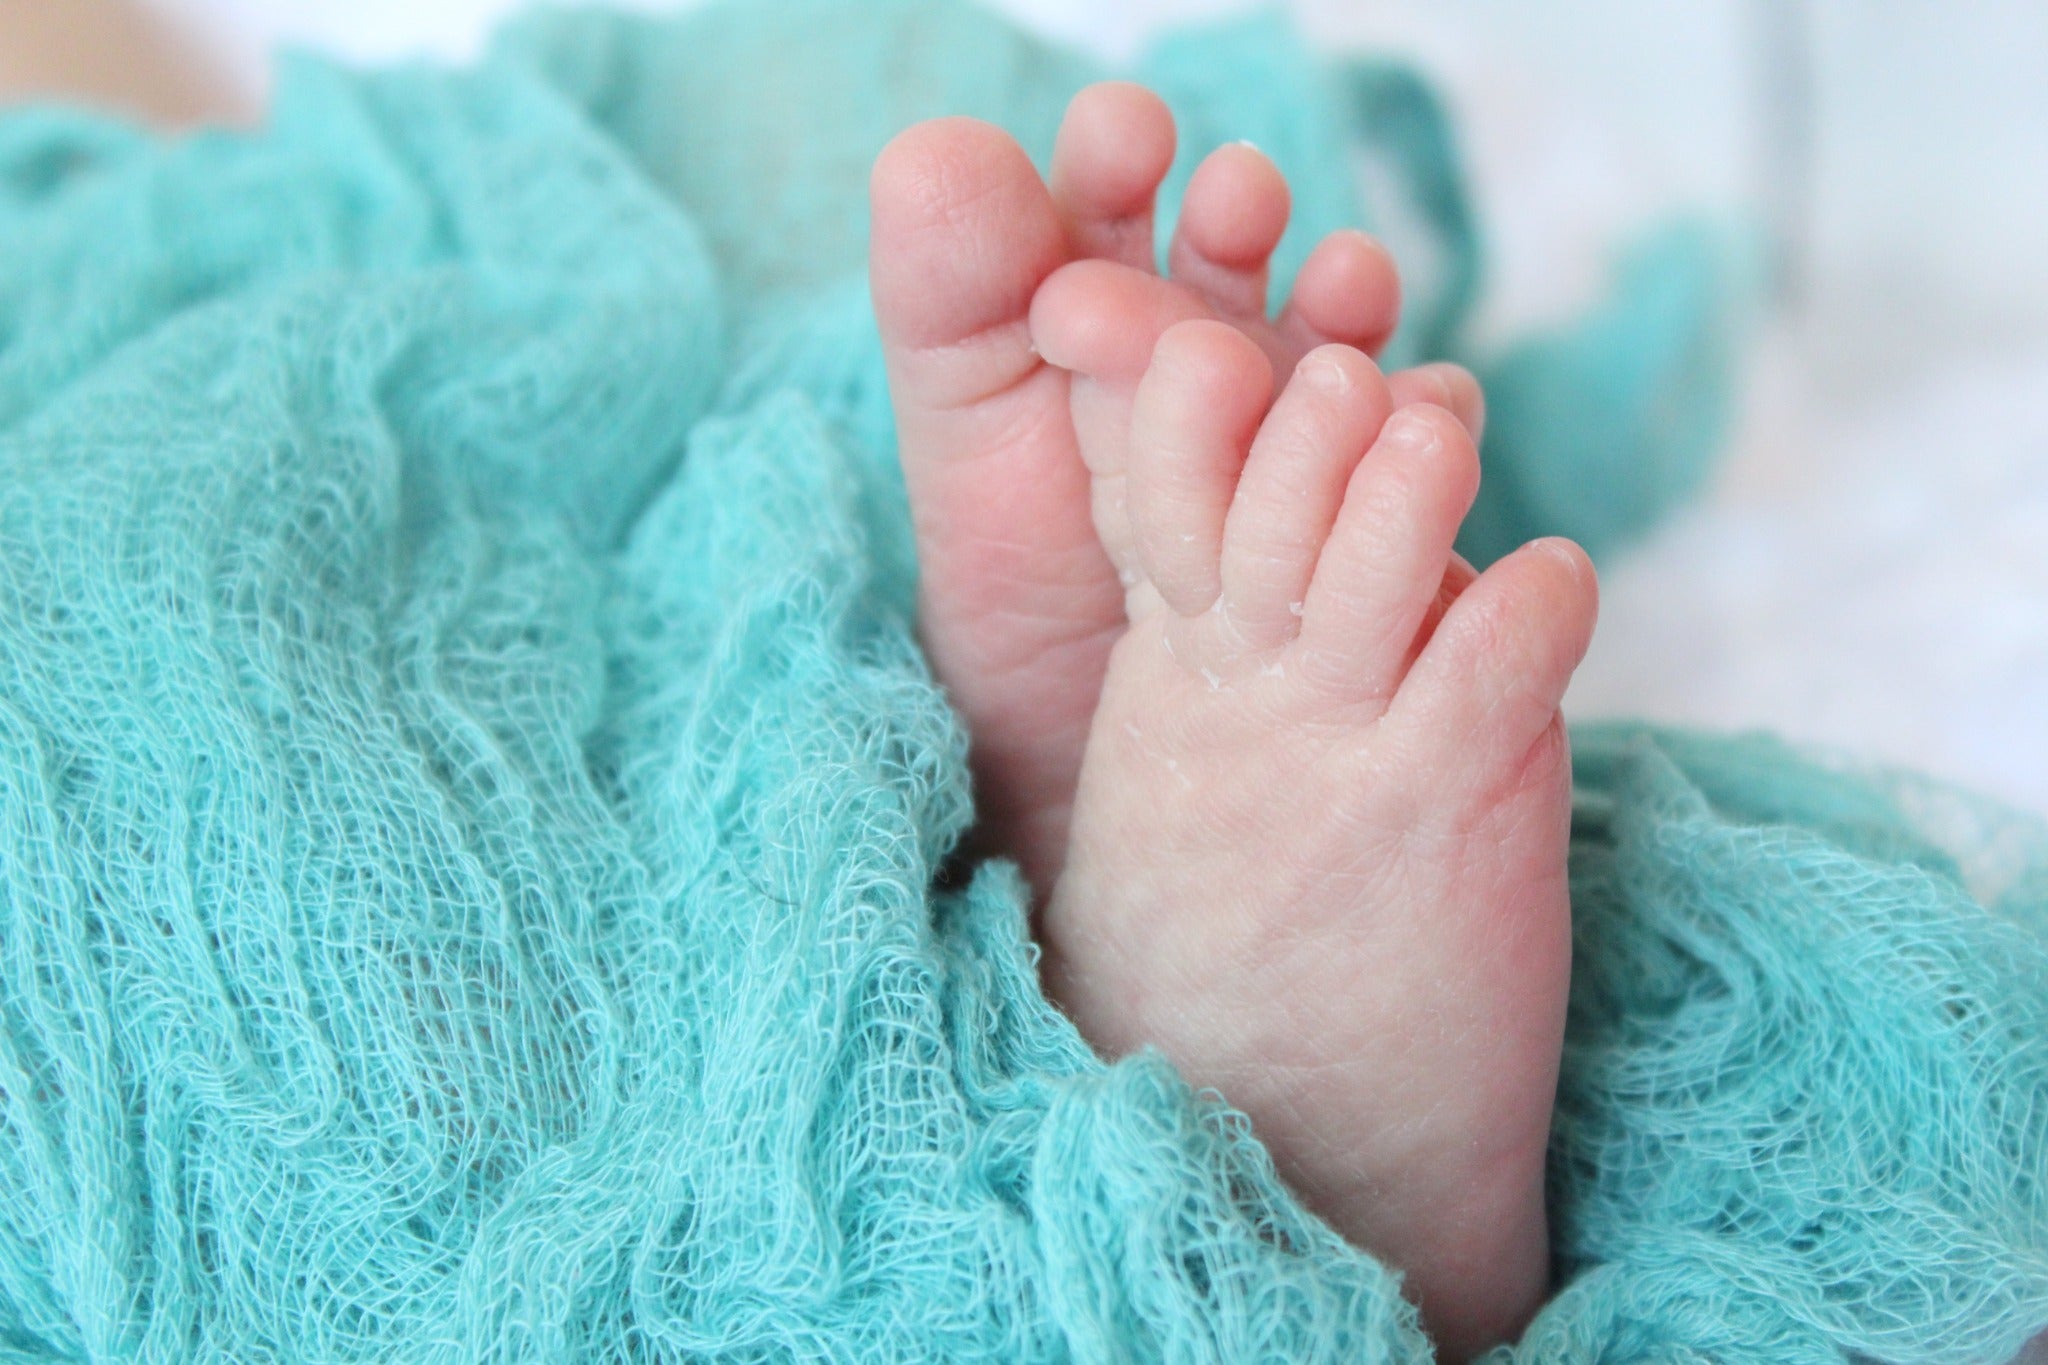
0;1;2042;1359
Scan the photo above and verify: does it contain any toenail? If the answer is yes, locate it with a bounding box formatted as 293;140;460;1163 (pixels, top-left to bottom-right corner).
1300;352;1353;394
1382;409;1440;454
1534;537;1592;579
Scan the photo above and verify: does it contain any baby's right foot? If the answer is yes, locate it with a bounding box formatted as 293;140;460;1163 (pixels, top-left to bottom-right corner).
871;84;1477;894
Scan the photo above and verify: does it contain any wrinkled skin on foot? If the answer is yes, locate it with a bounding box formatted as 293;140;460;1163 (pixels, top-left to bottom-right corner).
872;83;1596;1360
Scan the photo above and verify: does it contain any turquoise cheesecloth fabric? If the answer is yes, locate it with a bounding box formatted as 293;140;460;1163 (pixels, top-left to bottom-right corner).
0;0;2043;1359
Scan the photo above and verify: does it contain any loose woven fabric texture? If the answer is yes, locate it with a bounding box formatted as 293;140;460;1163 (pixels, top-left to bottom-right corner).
0;1;2043;1359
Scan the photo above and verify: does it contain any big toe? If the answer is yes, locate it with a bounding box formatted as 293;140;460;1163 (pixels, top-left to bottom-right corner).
870;116;1067;411
870;115;1127;899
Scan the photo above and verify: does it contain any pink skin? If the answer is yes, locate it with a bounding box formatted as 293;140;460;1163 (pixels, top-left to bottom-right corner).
872;83;1479;894
872;82;1596;1360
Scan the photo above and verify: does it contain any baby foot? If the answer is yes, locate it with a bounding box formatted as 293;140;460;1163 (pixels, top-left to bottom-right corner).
870;84;1472;894
871;85;1557;1357
1036;310;1596;1357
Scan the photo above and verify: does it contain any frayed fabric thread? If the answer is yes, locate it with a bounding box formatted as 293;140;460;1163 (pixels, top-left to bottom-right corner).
0;2;2041;1360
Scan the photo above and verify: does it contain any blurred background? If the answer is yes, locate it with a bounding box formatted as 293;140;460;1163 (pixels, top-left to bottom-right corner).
4;0;2046;823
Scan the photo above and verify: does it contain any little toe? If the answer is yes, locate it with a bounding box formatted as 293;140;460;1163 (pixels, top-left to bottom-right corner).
1167;141;1291;320
1217;343;1392;647
1050;82;1178;270
1386;537;1599;780
1278;228;1402;357
1387;362;1486;443
1126;320;1273;616
1295;404;1480;700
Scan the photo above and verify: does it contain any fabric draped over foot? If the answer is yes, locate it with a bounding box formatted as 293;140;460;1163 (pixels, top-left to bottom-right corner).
0;0;2039;1359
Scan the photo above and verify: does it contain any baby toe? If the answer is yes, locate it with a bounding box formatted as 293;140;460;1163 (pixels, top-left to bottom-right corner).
1166;141;1291;321
1278;228;1402;358
1294;403;1480;702
1386;537;1598;788
1387;362;1486;443
1030;258;1211;384
1126;320;1273;617
1050;82;1178;270
1217;343;1392;649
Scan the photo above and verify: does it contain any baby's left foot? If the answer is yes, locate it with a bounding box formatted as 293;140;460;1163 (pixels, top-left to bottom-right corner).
1035;311;1598;1357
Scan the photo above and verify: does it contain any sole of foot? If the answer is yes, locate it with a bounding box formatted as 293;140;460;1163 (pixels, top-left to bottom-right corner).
871;81;1479;895
1042;316;1596;1359
871;82;1579;1361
